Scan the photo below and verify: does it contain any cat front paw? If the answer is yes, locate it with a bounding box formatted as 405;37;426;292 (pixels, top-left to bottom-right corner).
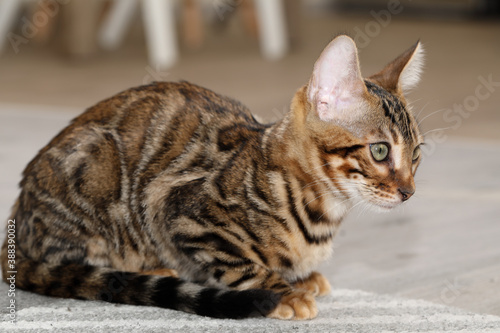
294;271;331;297
267;290;317;320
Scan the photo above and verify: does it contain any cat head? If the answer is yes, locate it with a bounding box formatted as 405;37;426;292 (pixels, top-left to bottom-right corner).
294;35;424;211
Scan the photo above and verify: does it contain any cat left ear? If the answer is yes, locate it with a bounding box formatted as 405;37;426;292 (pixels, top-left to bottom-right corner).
307;35;367;123
369;41;424;94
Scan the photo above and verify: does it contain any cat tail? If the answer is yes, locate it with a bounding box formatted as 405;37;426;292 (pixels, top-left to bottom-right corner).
1;247;281;319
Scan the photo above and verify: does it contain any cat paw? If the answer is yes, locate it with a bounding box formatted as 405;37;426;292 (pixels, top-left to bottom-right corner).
294;271;331;297
267;290;317;320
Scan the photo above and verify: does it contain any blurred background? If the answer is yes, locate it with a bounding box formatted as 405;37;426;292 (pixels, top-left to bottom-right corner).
0;0;499;138
0;0;499;317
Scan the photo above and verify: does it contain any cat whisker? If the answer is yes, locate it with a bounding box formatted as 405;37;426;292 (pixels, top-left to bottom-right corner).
416;108;447;127
413;100;429;120
302;187;355;207
354;200;369;218
408;97;423;107
422;126;454;137
303;178;359;198
303;192;337;207
301;177;347;190
340;198;365;217
316;195;358;221
361;200;373;216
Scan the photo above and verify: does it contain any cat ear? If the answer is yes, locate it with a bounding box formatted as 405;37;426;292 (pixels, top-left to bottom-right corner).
369;41;424;94
307;35;367;122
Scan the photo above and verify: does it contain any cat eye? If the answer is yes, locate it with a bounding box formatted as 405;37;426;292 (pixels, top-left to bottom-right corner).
412;146;421;162
370;143;389;162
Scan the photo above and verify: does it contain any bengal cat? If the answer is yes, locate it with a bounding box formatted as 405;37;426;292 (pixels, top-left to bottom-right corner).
1;35;424;320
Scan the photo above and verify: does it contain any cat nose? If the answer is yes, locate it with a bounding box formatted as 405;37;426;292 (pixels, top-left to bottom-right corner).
398;187;415;201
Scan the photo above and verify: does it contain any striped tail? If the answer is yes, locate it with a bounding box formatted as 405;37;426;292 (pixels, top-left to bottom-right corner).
1;250;281;319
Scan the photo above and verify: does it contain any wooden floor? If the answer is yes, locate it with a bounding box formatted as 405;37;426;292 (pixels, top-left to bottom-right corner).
0;11;499;315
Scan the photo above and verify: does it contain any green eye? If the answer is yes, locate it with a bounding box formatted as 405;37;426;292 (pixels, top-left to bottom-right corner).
412;146;421;162
370;143;389;162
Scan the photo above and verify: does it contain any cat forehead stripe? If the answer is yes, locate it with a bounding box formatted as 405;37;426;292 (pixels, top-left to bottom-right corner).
364;80;415;142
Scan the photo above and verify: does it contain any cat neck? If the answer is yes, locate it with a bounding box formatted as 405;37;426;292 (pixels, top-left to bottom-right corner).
261;86;354;226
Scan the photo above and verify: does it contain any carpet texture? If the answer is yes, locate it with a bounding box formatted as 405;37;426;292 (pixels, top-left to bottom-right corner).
1;282;500;333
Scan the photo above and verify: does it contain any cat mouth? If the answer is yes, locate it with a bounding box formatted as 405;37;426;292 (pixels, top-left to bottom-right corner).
377;202;399;210
358;190;401;211
368;200;401;211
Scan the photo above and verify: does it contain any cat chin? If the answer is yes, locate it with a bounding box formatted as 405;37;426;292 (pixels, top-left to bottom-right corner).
366;201;400;213
354;192;400;213
372;205;395;213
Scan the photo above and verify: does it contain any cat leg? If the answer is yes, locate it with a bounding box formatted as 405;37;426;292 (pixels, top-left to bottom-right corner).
219;265;317;320
267;288;317;320
258;270;317;320
141;268;179;277
173;238;316;319
293;271;331;297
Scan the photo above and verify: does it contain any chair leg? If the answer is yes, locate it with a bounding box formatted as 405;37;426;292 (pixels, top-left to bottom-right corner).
142;0;178;69
254;0;289;60
0;0;22;53
98;0;137;50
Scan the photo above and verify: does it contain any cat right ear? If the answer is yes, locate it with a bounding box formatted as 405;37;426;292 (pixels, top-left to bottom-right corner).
368;41;424;94
307;35;367;123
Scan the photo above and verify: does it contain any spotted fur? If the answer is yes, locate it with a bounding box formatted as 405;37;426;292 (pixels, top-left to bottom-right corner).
1;36;424;320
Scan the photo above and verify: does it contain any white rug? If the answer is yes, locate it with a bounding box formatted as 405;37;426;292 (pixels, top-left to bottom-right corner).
1;282;500;333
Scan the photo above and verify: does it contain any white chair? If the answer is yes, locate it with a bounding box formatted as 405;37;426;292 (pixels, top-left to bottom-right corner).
98;0;289;69
0;0;289;67
99;0;179;69
254;0;289;60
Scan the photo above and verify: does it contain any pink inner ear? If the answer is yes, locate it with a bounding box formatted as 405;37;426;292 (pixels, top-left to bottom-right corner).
317;101;331;121
308;36;365;123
